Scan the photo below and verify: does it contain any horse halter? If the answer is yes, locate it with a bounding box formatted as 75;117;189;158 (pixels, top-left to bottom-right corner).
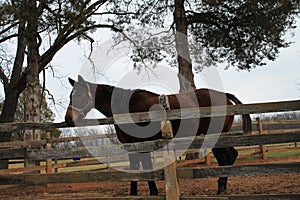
68;83;94;118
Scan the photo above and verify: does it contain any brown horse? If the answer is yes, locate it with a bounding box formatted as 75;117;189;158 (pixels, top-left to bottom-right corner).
65;75;252;195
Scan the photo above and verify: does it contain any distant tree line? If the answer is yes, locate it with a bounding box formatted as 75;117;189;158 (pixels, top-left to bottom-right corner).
259;111;300;121
58;125;118;149
234;111;300;122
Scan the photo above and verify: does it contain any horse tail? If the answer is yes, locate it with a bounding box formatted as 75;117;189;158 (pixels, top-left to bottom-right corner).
226;93;252;135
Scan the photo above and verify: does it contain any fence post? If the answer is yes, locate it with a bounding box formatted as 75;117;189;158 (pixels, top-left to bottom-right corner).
206;153;212;167
54;158;58;173
256;117;267;160
159;95;180;200
46;132;53;174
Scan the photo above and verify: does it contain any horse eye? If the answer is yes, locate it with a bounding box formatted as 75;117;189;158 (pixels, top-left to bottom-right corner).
72;90;81;97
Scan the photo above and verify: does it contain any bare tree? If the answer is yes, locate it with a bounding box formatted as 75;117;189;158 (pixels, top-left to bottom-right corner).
0;0;129;169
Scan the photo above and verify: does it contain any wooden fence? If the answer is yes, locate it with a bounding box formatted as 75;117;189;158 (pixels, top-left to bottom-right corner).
0;99;300;200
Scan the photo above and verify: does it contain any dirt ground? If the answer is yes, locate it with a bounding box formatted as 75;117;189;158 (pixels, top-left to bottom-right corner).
1;158;300;200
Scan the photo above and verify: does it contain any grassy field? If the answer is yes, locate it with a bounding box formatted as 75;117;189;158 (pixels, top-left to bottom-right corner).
266;148;300;158
235;143;300;161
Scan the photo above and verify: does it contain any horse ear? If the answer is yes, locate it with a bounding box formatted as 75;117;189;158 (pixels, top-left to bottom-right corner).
78;75;85;83
68;77;75;86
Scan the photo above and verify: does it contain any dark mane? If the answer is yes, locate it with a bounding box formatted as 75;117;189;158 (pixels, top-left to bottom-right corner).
101;84;159;96
94;84;159;116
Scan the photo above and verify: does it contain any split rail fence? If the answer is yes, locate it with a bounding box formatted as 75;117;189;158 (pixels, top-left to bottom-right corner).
0;99;300;200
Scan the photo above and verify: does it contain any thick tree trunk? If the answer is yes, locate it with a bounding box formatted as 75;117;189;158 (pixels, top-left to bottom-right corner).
24;33;41;142
0;91;20;169
23;0;41;171
174;0;199;160
174;0;196;93
23;80;41;171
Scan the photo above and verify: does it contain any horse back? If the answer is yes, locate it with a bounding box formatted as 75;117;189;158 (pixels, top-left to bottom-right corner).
115;88;234;143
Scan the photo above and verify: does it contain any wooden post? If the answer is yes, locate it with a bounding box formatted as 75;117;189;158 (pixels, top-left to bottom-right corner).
256;117;267;160
54;158;58;173
46;132;53;174
107;155;111;168
152;154;157;167
205;153;212;167
159;95;180;200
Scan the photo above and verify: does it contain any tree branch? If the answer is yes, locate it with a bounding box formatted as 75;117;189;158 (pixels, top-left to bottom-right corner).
10;20;26;91
0;66;9;88
94;11;138;15
39;23;123;70
186;11;222;29
0;22;19;35
0;34;19;43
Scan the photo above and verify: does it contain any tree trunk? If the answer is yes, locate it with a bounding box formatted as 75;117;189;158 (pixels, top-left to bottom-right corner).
174;0;196;93
0;91;20;169
23;0;41;171
174;0;198;160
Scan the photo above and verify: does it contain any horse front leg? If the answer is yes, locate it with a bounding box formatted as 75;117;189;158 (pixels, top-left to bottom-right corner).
140;152;158;195
128;153;140;195
212;147;238;195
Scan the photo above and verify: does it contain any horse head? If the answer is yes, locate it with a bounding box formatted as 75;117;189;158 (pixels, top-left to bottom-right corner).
65;75;95;126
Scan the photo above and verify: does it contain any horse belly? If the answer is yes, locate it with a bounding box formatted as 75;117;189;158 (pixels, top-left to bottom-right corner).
115;122;162;143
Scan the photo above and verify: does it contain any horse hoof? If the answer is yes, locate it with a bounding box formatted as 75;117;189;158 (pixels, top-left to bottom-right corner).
216;187;227;195
216;189;227;195
150;191;158;195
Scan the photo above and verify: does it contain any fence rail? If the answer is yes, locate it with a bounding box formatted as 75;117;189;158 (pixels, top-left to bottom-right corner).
0;162;299;185
0;100;299;133
1;119;300;149
1;130;298;160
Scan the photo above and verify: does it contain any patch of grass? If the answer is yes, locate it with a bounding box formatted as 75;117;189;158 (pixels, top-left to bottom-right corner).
0;185;17;190
266;149;300;158
209;148;300;163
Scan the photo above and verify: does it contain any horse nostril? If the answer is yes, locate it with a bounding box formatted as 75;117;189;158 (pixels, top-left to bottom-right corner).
65;115;73;125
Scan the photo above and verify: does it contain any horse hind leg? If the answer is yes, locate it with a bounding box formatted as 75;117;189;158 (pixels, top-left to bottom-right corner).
140;152;158;195
212;147;238;195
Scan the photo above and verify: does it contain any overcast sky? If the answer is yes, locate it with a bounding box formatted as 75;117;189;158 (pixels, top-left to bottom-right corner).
43;20;300;122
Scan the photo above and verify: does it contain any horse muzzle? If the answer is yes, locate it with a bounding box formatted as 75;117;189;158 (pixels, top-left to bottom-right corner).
65;107;79;126
65;115;74;126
